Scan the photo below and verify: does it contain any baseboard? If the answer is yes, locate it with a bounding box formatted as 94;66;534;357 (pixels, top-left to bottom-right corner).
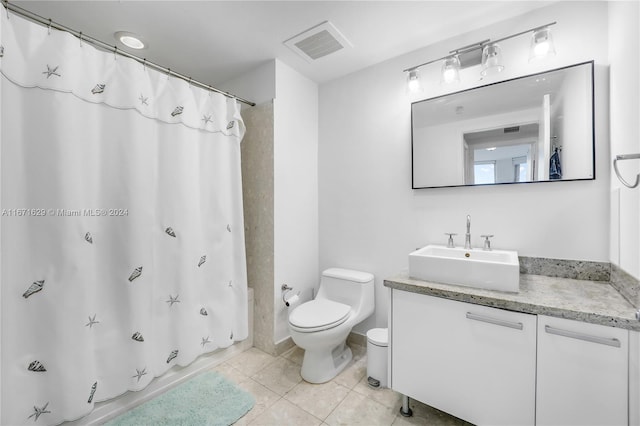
273;331;367;358
274;336;295;356
347;331;367;347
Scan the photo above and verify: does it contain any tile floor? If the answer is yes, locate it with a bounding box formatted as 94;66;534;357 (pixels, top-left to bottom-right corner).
214;344;472;426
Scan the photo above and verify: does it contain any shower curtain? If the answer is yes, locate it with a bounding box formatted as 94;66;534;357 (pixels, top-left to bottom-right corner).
0;7;248;425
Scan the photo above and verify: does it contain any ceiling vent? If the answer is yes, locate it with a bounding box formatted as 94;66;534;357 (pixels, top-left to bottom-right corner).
284;21;352;62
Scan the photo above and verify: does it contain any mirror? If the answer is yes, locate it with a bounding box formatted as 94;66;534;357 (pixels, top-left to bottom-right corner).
411;61;594;189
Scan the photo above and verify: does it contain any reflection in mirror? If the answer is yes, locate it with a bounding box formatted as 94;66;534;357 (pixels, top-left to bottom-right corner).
411;61;594;189
464;124;540;184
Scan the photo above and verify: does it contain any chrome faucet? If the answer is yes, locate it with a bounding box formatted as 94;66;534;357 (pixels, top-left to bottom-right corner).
464;215;471;249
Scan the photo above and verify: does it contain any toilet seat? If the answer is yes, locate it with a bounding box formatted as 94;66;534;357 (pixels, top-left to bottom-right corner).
289;299;351;332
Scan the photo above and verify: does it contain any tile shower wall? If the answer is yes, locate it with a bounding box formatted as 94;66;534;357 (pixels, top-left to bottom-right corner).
318;1;612;333
242;101;276;354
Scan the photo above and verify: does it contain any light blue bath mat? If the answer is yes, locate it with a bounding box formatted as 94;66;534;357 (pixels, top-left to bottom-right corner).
105;371;255;426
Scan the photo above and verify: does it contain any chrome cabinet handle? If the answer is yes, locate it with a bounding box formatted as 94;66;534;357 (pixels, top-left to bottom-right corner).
544;325;621;348
466;312;523;330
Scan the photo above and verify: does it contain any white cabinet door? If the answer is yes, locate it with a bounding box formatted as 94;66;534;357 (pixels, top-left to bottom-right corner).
536;315;628;426
391;290;536;425
630;331;640;426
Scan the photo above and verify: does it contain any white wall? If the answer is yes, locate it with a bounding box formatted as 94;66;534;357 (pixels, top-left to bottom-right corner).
220;59;319;349
319;2;612;333
273;60;319;343
218;60;276;107
609;1;640;279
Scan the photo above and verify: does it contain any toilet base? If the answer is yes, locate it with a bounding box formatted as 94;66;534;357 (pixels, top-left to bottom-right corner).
301;341;353;384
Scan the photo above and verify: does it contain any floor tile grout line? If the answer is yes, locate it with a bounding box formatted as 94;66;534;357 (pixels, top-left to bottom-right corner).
283;379;352;423
250;352;282;377
321;387;352;425
233;345;399;426
226;345;472;426
245;395;284;425
236;378;282;425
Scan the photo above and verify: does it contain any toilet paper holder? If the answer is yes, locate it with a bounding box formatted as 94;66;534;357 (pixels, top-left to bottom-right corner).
281;284;300;306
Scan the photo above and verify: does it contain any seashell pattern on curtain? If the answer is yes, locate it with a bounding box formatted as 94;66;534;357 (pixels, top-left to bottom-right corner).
0;6;248;425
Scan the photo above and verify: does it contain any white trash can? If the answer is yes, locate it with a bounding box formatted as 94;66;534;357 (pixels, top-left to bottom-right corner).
366;328;388;388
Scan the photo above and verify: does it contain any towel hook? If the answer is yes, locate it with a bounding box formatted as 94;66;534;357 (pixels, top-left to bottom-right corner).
613;154;640;189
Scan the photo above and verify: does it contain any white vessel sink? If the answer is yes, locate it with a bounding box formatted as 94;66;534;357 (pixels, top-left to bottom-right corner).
409;245;520;293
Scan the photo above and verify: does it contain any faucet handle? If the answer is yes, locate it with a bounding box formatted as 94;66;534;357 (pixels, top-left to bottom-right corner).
480;235;494;251
445;233;457;248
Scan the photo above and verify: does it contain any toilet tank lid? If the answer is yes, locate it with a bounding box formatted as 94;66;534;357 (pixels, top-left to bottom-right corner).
322;268;374;283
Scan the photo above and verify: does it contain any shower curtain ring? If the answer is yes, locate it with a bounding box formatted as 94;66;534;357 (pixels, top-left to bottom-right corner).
142;58;147;70
47;19;52;35
79;32;83;47
188;77;192;87
113;46;117;60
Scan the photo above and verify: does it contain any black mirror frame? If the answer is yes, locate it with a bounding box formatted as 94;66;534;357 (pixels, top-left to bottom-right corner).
411;61;596;189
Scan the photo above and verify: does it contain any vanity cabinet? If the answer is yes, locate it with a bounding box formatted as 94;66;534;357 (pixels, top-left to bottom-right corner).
391;289;537;425
536;315;628;426
390;289;631;426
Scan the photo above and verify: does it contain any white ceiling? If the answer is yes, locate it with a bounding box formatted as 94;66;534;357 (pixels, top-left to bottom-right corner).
14;1;553;89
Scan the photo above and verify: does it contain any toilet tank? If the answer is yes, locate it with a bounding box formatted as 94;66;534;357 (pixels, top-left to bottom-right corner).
317;268;374;315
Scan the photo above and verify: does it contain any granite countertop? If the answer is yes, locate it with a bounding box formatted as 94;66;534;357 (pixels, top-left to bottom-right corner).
384;273;640;332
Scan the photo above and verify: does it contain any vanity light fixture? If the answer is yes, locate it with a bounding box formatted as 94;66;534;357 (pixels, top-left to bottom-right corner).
441;55;461;84
480;43;504;77
404;22;556;91
529;26;556;61
114;31;145;50
406;69;423;93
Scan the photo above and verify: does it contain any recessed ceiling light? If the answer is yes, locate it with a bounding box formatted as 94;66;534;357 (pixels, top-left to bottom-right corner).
114;31;145;50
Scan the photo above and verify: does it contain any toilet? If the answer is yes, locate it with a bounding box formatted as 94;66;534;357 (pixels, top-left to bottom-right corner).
288;268;374;383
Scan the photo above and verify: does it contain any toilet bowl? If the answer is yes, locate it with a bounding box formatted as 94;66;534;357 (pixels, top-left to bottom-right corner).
288;268;374;383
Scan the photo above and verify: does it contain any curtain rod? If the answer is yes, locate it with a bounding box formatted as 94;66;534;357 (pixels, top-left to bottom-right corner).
1;0;256;107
